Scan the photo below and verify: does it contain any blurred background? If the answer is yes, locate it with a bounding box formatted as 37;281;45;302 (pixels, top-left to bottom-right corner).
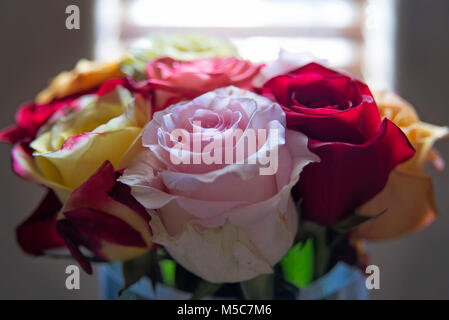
0;0;448;299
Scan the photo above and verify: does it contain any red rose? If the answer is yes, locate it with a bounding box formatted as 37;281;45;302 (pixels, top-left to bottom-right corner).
0;78;143;146
141;57;261;109
0;95;81;145
17;161;154;274
261;63;415;225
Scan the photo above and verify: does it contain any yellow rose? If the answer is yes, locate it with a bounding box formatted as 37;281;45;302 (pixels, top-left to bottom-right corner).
355;91;449;240
16;85;150;202
121;33;238;78
36;59;124;104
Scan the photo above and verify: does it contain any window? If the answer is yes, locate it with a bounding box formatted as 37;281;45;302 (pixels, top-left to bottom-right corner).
95;0;395;88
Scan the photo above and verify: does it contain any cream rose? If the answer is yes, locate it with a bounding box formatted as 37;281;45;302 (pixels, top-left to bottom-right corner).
120;86;319;283
122;33;238;78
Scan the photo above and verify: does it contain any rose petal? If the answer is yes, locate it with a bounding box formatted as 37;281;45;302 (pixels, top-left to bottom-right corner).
120;87;319;282
298;119;415;226
262;63;381;144
57;161;153;273
16;190;65;255
149;196;298;283
355;170;436;240
36;60;124;105
144;57;262;109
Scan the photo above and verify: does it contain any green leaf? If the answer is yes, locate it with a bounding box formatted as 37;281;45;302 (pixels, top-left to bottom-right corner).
241;273;274;300
120;252;156;295
313;227;330;279
332;209;387;233
280;239;314;288
295;220;326;243
190;281;221;300
294;200;327;244
159;259;176;287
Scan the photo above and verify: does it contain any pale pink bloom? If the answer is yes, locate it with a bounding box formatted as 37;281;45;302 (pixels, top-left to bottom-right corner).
120;86;319;283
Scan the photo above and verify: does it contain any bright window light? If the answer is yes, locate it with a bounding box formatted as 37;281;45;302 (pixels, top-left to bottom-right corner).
128;0;358;28
231;37;356;65
95;0;395;86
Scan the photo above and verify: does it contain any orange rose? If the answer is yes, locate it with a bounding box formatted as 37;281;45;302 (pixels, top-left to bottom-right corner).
355;91;448;240
36;59;124;104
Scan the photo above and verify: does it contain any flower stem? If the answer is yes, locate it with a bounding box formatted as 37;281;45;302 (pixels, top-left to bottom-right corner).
313;229;330;279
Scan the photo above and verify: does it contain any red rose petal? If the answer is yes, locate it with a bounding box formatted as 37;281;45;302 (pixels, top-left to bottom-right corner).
16;190;65;255
297;119;415;225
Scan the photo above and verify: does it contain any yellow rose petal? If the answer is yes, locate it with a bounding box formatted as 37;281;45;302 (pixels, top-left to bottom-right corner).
35;127;141;190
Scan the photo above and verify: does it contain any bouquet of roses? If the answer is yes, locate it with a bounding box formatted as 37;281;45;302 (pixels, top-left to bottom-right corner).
2;34;447;299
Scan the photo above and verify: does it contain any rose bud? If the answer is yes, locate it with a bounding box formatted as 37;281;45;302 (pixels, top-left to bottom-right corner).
16;161;154;274
56;161;154;274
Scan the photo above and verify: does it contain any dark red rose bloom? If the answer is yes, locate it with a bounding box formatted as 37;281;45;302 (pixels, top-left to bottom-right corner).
261;63;415;225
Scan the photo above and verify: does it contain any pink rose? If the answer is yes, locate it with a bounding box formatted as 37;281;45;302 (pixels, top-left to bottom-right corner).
142;57;261;109
120;86;319;283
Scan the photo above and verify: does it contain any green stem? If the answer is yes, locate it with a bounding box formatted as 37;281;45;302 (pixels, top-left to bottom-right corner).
313;229;330;279
241;273;274;300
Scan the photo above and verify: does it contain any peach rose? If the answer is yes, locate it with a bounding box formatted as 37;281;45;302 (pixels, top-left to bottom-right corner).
36;59;124;105
355;91;449;240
